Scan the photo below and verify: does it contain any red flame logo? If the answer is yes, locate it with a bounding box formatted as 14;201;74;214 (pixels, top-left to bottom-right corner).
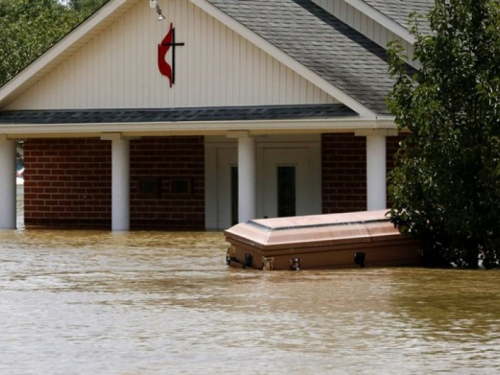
158;23;173;87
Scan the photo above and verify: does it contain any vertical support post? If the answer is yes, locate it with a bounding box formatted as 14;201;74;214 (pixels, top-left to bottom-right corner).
366;135;387;211
111;137;130;231
238;135;256;223
0;136;17;229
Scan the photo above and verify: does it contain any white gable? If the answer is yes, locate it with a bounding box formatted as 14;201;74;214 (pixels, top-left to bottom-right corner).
7;0;337;110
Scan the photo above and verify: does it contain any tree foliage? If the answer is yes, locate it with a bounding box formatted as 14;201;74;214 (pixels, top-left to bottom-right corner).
0;0;108;87
387;0;500;268
67;0;107;13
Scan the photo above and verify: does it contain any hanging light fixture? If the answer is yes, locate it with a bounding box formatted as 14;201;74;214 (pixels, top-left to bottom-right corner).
149;0;165;21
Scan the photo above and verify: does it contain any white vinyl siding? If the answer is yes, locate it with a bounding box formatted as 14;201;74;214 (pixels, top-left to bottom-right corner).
8;0;337;110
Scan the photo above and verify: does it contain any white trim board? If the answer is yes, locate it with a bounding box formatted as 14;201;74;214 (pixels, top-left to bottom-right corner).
0;117;396;138
343;0;416;45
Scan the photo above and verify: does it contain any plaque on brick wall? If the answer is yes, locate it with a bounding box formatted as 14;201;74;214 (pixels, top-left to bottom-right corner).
138;178;162;196
171;179;191;195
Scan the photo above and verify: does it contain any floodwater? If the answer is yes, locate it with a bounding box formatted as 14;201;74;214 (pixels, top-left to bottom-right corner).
1;191;499;374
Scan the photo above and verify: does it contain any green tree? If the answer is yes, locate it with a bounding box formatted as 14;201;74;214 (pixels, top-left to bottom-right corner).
0;0;107;87
67;0;107;13
387;0;500;268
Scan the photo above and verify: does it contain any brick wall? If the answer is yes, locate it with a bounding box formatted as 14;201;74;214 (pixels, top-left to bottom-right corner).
24;138;112;228
23;134;402;228
322;133;367;213
23;136;205;230
321;133;406;213
130;136;205;230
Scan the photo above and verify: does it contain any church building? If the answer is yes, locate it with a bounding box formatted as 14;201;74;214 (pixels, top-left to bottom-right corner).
0;0;432;230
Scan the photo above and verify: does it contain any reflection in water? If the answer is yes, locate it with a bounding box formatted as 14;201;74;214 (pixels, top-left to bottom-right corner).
16;185;24;230
1;193;499;374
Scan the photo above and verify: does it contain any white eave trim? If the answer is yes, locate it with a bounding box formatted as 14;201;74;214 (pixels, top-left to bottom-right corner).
0;0;134;107
344;0;416;45
190;0;376;118
0;117;396;137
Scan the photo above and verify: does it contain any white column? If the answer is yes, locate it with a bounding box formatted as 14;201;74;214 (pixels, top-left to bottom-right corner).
238;136;256;223
0;136;17;229
366;135;387;211
111;138;130;231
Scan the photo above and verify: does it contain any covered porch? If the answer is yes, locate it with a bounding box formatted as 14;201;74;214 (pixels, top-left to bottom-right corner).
0;104;399;231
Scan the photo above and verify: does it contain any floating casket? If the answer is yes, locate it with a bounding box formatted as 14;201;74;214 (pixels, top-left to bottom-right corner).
224;210;422;270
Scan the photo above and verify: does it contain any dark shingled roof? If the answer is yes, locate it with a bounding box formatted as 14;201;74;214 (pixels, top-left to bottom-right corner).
207;0;397;114
0;104;356;124
363;0;434;35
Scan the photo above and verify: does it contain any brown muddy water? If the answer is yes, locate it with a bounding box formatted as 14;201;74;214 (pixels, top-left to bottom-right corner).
0;189;499;374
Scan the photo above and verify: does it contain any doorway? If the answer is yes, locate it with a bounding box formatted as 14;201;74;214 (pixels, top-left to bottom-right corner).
206;136;321;230
259;148;312;219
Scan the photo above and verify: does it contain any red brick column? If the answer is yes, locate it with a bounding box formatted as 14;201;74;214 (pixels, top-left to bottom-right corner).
322;133;406;213
322;133;367;213
130;136;205;230
23;138;112;228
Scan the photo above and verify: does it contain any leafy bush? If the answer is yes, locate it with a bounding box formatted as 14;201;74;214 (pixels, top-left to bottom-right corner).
387;0;500;269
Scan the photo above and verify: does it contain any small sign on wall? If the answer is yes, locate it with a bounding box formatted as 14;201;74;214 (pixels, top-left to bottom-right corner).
171;179;191;195
138;178;162;197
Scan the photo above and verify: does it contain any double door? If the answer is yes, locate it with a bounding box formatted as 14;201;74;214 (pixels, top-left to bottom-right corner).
216;146;320;228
